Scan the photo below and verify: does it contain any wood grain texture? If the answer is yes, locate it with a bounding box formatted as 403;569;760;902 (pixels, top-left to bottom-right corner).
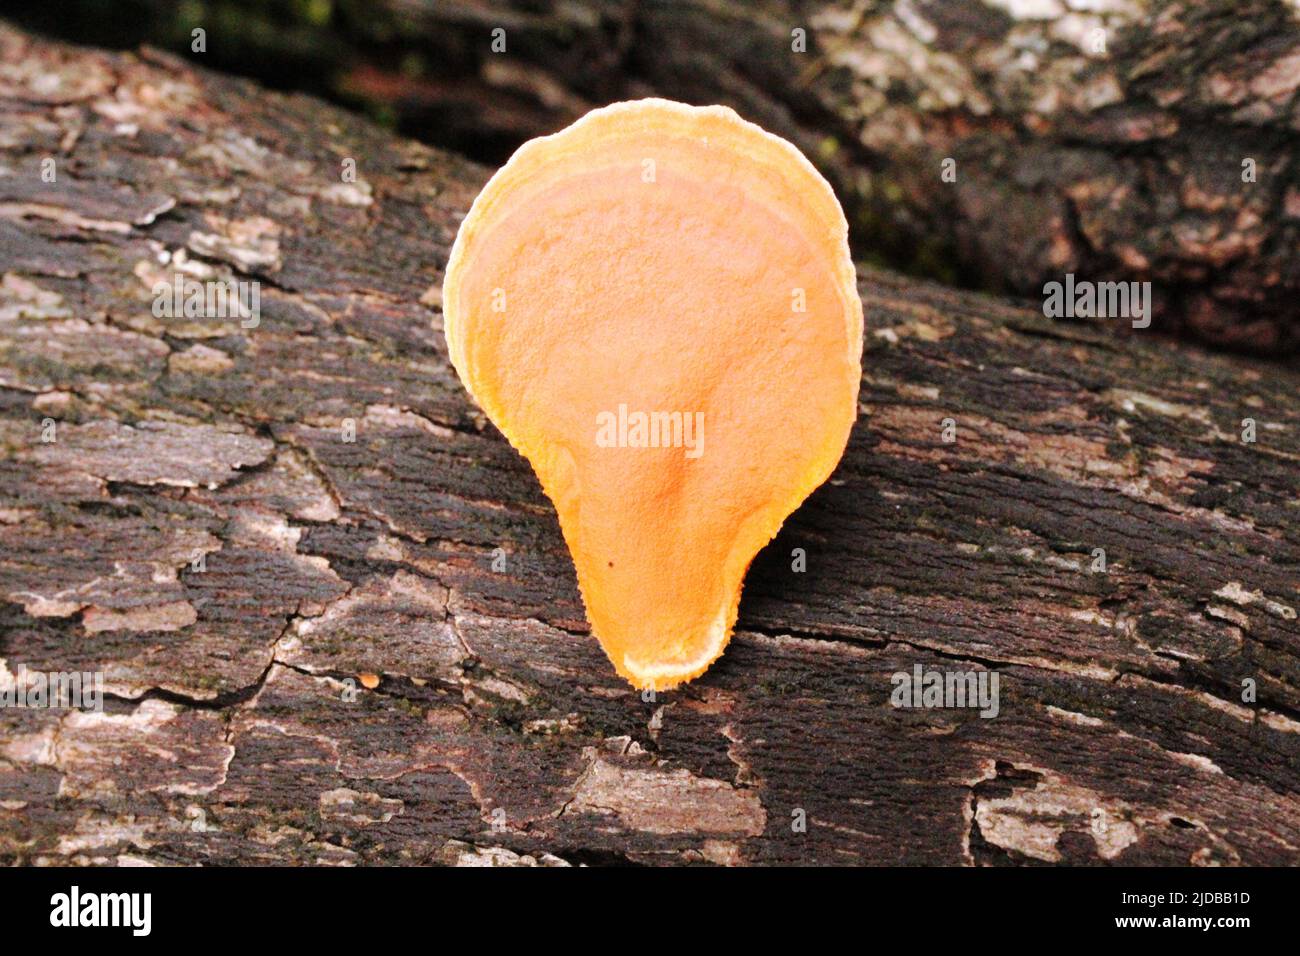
0;25;1298;866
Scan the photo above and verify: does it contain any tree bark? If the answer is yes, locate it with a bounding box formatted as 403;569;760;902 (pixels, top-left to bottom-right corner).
1;24;1299;866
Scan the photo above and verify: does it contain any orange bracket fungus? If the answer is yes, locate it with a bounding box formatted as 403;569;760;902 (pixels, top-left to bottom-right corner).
443;99;863;690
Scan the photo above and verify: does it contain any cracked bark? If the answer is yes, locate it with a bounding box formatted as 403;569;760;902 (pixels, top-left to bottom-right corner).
1;24;1299;866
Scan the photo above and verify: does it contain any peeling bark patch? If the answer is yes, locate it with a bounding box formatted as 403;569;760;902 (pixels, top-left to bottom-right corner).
0;273;70;320
0;319;169;392
318;787;403;826
53;700;233;799
287;570;462;678
82;600;197;633
204;448;340;522
28;420;273;488
0;518;219;623
568;753;766;837
56;816;155;857
974;765;1139;862
438;841;571;867
187;215;282;273
168;344;235;375
1214;581;1297;620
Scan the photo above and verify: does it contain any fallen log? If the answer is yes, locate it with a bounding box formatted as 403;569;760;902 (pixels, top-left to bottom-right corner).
0;25;1298;865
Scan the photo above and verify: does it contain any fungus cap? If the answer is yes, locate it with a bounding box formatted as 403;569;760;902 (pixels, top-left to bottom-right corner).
443;99;863;689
